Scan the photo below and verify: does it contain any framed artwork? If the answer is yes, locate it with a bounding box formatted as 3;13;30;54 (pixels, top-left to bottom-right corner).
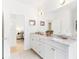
40;21;45;26
29;20;35;26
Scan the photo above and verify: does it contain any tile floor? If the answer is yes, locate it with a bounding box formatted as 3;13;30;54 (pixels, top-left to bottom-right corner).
10;39;24;53
10;50;41;59
10;39;41;59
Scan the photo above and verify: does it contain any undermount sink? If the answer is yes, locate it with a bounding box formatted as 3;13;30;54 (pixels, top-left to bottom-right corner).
54;34;71;40
57;35;68;39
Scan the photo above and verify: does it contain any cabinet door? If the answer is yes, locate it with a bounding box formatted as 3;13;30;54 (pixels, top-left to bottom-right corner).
30;36;34;48
31;36;40;54
44;45;55;59
38;42;45;58
31;38;38;51
30;35;36;49
55;48;68;59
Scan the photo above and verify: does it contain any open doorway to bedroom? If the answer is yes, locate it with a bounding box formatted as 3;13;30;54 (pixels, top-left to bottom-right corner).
10;14;25;54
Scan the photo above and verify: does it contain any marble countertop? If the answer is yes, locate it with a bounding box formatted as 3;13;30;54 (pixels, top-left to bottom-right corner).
41;35;76;46
31;33;77;46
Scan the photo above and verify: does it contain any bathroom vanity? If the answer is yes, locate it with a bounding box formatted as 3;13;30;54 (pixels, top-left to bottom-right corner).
30;34;76;59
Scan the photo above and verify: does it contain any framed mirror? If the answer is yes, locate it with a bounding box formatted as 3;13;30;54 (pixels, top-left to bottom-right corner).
40;21;45;26
29;20;36;26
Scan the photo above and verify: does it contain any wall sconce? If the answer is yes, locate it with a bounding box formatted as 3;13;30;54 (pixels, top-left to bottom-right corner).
37;7;44;16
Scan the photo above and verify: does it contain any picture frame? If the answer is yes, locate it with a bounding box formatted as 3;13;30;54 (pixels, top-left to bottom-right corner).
40;21;45;26
29;20;35;26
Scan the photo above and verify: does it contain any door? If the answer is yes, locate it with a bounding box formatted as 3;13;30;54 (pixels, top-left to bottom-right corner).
4;13;16;59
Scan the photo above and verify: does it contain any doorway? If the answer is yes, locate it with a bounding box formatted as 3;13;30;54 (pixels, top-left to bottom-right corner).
10;14;25;54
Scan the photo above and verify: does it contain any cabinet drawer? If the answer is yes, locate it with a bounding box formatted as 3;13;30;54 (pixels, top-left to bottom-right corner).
38;37;68;52
44;39;69;52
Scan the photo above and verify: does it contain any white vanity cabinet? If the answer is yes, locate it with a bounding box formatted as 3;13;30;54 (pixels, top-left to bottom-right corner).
30;34;76;59
30;35;67;59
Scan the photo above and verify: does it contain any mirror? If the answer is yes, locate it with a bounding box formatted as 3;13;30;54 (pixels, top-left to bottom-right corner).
29;20;36;26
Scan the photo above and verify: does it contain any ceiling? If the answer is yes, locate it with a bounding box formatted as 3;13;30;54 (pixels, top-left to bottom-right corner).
16;0;76;12
16;0;75;6
16;0;45;7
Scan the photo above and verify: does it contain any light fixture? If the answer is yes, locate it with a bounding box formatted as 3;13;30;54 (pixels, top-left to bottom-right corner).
60;0;65;5
37;7;44;16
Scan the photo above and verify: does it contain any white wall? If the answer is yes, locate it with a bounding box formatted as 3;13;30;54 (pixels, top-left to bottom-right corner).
11;14;25;33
